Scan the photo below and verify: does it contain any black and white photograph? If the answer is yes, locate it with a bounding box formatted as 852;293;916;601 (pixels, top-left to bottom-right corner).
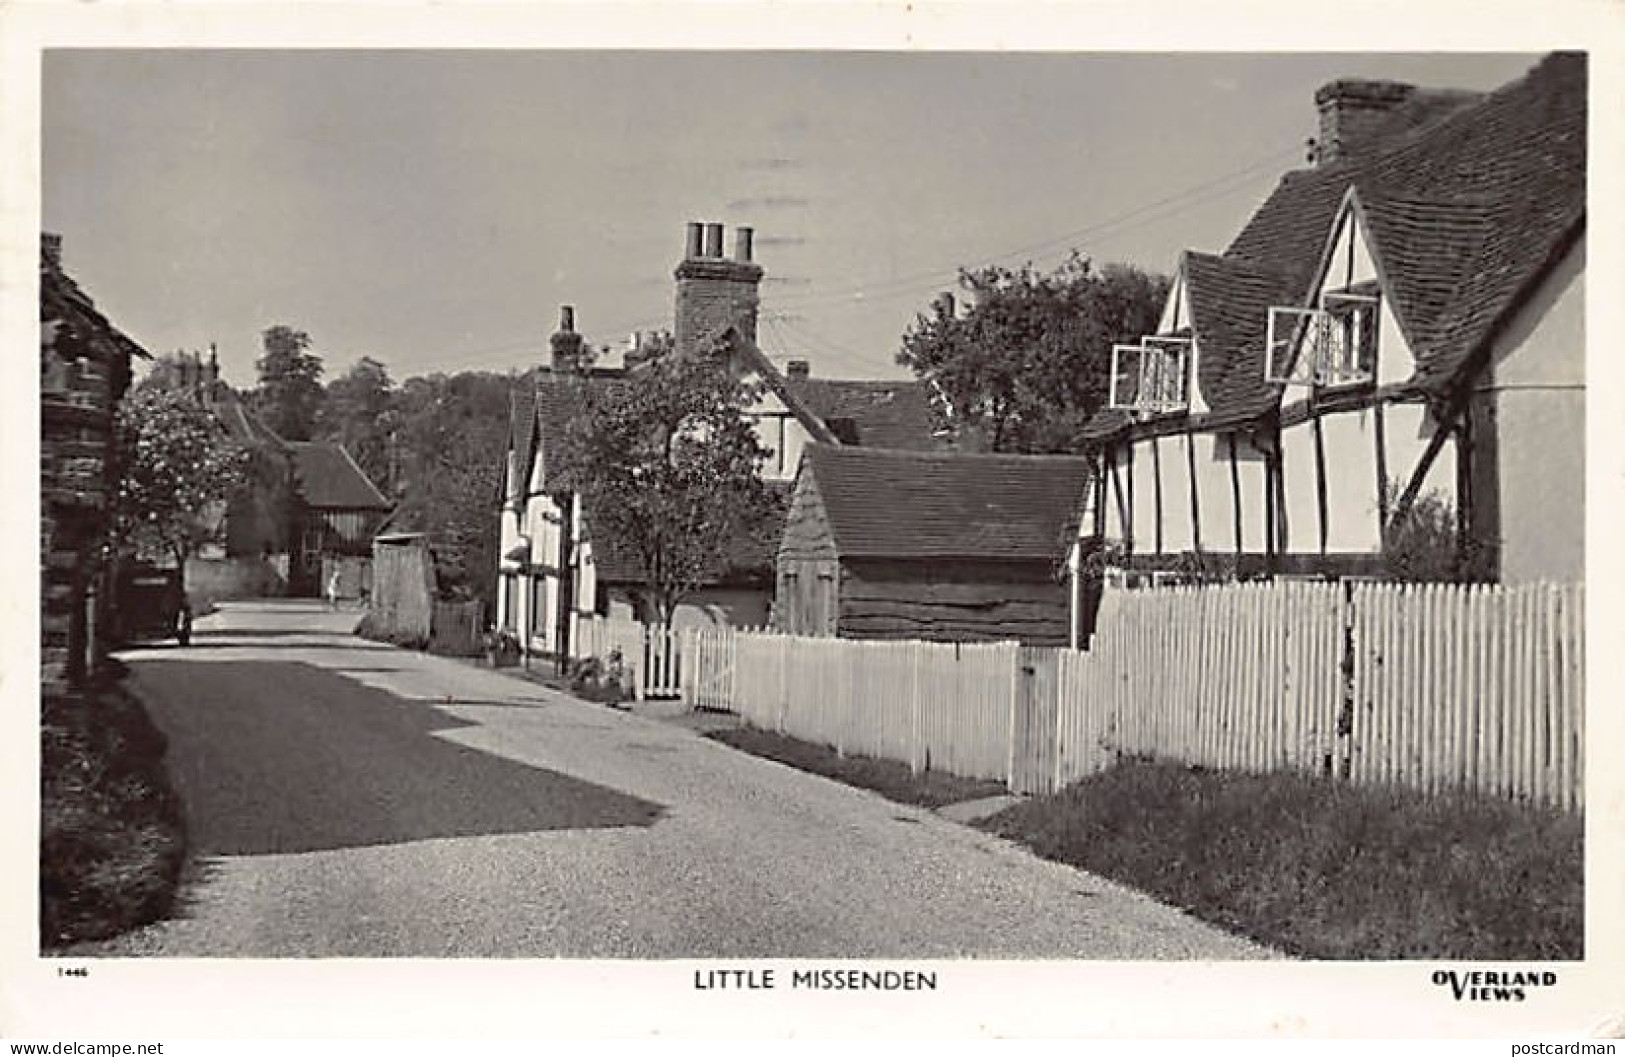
5;0;1622;1041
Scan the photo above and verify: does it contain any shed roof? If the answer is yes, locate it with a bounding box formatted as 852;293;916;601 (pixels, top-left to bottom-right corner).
801;443;1091;562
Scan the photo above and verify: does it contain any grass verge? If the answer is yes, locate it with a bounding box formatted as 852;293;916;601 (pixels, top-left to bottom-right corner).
706;726;1006;809
978;758;1582;960
40;667;186;950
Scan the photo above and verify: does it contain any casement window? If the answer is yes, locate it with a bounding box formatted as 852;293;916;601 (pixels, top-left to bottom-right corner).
1109;335;1192;414
502;573;519;630
1265;284;1380;389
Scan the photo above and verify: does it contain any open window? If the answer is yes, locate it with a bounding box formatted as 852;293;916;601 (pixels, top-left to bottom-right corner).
1265;286;1379;389
1109;335;1192;415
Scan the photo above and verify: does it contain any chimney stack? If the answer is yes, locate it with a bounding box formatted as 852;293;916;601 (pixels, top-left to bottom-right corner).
1313;79;1415;166
673;220;765;357
786;359;810;380
549;304;586;372
41;232;63;269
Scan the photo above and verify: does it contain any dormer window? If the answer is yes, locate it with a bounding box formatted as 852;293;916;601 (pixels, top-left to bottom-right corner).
1109;335;1192;415
1265;284;1379;389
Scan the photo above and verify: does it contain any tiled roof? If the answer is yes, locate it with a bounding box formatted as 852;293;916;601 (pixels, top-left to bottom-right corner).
287;442;392;510
783;377;937;450
1083;51;1584;439
40;242;150;364
211;390;288;449
802;443;1092;561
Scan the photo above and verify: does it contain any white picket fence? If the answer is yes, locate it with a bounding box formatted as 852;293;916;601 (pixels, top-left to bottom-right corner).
573;615;683;699
681;580;1585;810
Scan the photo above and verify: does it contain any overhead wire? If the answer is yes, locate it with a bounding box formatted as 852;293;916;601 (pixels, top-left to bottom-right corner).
416;140;1301;375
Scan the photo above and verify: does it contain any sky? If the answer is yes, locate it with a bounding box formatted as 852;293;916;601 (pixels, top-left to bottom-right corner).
43;49;1540;385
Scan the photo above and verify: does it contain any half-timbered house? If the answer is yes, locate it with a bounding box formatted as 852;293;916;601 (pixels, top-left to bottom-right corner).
1079;53;1585;586
495;223;936;660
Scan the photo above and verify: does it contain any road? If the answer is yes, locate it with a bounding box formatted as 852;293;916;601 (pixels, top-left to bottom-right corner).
84;601;1271;959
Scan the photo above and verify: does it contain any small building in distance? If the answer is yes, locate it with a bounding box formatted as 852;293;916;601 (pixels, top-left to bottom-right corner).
776;443;1093;646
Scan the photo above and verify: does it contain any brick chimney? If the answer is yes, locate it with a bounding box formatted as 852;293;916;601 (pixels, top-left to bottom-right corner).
1313;79;1415;166
674;220;764;357
41;232;63;269
549;304;586;372
786;359;810;380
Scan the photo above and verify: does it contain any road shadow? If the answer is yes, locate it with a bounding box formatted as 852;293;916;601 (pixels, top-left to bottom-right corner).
135;659;665;855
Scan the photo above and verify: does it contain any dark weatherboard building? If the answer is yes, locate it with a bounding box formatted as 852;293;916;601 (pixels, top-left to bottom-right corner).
775;443;1093;646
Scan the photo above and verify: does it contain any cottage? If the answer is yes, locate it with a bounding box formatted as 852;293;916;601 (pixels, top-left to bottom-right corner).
777;444;1092;646
1080;53;1585;586
495;222;937;660
39;233;149;694
170;370;393;601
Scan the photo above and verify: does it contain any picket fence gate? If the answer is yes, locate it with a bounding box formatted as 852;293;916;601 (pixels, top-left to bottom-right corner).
681;580;1584;810
573;615;684;699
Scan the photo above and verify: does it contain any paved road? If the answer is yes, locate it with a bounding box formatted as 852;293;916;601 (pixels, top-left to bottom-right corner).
86;601;1271;959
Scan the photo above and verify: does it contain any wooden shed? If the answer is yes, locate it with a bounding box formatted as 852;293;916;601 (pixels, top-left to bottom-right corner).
776;444;1093;645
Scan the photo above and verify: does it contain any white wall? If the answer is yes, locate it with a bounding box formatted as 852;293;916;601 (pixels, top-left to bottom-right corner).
1321;409;1382;553
1103;449;1130;546
1385;402;1457;509
1160;434;1196;553
1477;233;1585;583
1280;419;1320;553
1130;438;1158;553
1193;433;1237;553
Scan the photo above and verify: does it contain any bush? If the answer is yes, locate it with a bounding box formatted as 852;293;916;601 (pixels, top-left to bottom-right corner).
980;758;1582;960
40;678;186;948
566;650;631;705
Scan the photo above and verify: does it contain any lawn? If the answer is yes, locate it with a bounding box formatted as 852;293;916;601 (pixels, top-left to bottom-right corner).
978;758;1583;960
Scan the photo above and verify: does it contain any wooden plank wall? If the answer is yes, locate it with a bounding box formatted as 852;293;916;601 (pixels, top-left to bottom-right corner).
839;559;1070;646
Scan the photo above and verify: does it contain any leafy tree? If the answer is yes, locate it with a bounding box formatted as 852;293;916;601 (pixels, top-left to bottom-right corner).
113;388;251;568
389;371;515;612
557;352;777;623
318;356;397;495
253;325;325;441
898;254;1169;453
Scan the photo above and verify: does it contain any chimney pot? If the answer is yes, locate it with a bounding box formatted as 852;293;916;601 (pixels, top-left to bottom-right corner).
703;222;724;258
786;359;810;380
550;307;586;371
734;226;755;263
685;222;704;259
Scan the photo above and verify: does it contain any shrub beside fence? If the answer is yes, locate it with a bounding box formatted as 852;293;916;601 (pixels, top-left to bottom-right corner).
683;580;1584;810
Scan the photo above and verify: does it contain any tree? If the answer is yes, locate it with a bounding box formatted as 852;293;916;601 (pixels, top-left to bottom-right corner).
557;352;777;624
253;325;325;441
897;254;1169;453
389;371;515;612
317;356;396;495
112;388;251;568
